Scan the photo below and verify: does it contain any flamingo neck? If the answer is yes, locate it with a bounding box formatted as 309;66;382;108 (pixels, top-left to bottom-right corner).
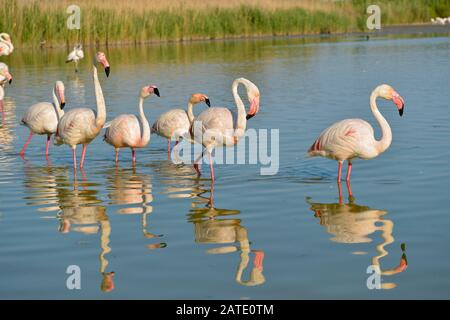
0;35;13;52
138;97;150;146
232;79;248;134
93;65;106;128
370;90;392;154
0;85;4;101
187;102;195;123
52;87;64;120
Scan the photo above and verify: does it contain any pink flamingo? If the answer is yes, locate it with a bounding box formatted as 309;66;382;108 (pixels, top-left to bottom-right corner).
192;78;260;183
151;93;210;157
19;81;66;158
0;33;14;56
308;84;405;186
104;85;160;165
54;52;110;170
0;63;13;121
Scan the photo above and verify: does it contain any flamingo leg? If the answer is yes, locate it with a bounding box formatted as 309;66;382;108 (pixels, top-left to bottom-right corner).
132;148;136;165
337;161;343;182
20;131;33;157
80;144;87;169
115;148;119;165
193;149;205;176
337;181;343;204
72;146;77;170
346;161;353;182
45;134;51;157
208;151;215;184
167;139;171;159
346;180;354;200
252;250;265;270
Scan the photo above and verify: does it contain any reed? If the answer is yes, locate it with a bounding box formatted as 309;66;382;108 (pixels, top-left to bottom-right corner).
0;0;447;48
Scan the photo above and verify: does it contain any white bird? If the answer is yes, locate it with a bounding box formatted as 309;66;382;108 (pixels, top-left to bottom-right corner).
66;44;84;72
192;78;260;182
151;93;211;157
0;63;13;117
308;84;405;183
104;85;160;165
20;81;66;158
0;33;14;56
54;52;110;170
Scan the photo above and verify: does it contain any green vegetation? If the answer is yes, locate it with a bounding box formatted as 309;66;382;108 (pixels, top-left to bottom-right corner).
0;0;448;47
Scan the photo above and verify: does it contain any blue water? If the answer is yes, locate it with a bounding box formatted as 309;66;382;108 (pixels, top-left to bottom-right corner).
0;34;449;299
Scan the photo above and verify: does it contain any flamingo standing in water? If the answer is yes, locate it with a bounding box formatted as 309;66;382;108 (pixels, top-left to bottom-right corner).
308;84;405;185
151;93;211;156
0;63;13;117
54;52;110;170
0;33;14;56
20;81;66;158
66;44;84;73
192;78;260;183
104;85;160;165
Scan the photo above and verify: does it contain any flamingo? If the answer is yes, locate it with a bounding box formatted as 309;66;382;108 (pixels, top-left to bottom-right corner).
19;81;66;158
66;44;84;72
151;93;210;156
103;85;160;165
0;63;13;117
54;52;110;170
0;33;14;56
192;78;260;182
308;84;405;184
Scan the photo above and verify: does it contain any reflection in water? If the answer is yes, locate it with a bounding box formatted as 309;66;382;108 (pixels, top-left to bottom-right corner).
107;167;165;249
22;165;115;292
306;193;407;289
0;97;17;169
187;183;265;287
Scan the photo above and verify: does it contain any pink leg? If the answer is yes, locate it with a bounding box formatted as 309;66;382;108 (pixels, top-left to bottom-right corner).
72;146;77;170
167;139;171;159
45;134;51;157
80;144;87;169
193;149;204;176
346;161;352;182
208;151;215;184
115;148;119;165
20;131;33;157
337;161;343;182
132;148;136;164
252;250;265;270
337;181;343;204
346;180;354;199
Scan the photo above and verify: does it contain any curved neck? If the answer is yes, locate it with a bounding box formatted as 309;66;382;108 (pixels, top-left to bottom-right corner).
93;65;106;128
138;97;150;145
187;102;195;123
52;87;64;119
0;85;4;100
232;79;248;132
370;90;392;154
0;36;13;51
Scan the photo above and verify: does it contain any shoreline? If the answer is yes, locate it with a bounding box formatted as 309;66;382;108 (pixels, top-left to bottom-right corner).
15;24;450;50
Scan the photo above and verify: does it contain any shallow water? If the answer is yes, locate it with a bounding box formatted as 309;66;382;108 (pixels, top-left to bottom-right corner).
0;34;449;299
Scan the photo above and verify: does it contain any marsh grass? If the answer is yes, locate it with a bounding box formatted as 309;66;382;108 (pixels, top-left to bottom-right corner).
0;0;447;47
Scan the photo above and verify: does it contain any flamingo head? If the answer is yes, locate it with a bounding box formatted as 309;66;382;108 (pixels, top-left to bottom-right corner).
0;33;12;43
245;81;260;120
55;81;65;109
96;52;110;77
190;93;210;107
0;64;12;85
378;84;405;117
141;85;160;99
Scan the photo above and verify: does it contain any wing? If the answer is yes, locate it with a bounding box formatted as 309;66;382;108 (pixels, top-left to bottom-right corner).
152;109;190;138
104;114;141;146
57;108;98;145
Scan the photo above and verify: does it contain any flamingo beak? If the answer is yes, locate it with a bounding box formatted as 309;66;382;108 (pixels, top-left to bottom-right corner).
246;96;260;120
392;92;405;117
205;98;211;107
105;66;110;77
153;87;160;97
5;72;12;84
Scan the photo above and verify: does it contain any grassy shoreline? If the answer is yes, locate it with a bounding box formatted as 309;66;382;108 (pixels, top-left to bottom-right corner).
1;0;449;48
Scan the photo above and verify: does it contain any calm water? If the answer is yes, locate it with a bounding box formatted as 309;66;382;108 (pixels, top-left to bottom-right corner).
0;34;449;299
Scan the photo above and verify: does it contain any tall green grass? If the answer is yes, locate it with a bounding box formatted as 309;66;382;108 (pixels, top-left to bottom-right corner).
0;0;447;48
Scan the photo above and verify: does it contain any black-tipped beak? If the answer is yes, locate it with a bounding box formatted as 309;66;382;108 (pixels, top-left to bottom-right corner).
399;106;404;117
205;98;211;107
105;66;110;77
246;114;255;120
8;79;12;84
60;102;66;110
154;87;160;97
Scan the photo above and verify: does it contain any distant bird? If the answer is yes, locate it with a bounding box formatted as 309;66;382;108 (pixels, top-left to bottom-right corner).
308;84;405;182
431;17;447;25
54;52;110;170
151;93;211;156
66;44;84;72
104;85;160;165
0;33;14;56
20;81;66;158
192;78;260;182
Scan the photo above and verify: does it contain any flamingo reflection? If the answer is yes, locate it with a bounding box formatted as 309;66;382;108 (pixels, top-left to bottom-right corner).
306;187;407;289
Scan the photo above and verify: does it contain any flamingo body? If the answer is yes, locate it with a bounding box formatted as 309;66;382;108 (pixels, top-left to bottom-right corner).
66;45;84;72
152;109;190;140
0;33;14;56
55;108;100;146
22;102;63;134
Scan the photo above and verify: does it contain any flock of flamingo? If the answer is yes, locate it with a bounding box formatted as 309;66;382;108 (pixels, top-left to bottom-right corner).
0;35;406;187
